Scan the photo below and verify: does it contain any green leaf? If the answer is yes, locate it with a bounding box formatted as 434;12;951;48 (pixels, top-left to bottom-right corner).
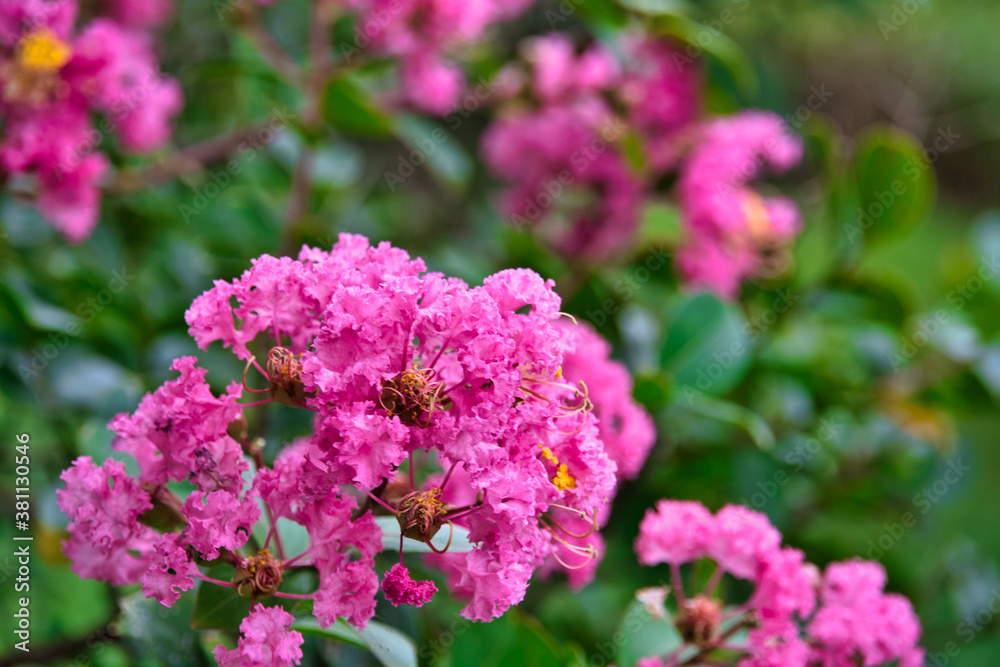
615;597;683;666
849;124;935;243
394;115;473;191
576;0;630;27
614;0;688;16
638;202;683;248
375;516;475;553
294;617;418;667
120;591;208;664
660;293;754;396
677;391;776;450
323;76;394;137
653;14;758;95
447;610;564;666
191;565;250;631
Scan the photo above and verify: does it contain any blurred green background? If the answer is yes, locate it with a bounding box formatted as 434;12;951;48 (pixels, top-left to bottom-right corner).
2;0;1000;664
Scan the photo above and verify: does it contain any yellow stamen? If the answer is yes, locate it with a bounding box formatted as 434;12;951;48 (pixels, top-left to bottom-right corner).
742;192;771;240
17;29;71;71
552;464;577;491
538;446;577;491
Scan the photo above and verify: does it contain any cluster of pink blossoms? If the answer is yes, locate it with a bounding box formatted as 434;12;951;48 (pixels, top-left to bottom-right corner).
257;0;535;114
676;112;803;299
632;500;924;667
57;234;654;665
482;32;804;299
0;0;181;242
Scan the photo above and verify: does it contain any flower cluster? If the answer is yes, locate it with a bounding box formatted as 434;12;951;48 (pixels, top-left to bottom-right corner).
257;0;535;115
633;500;924;667
677;112;803;299
57;234;654;664
481;31;804;299
482;33;650;261
0;0;181;241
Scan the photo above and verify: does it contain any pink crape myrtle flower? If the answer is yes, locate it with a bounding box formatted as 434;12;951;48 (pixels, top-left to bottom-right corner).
213;606;304;667
633;500;922;667
56;456;157;585
677;111;803;299
483;103;643;262
382;563;438;607
340;0;535;113
482;31;703;263
808;560;923;667
103;0;174;29
481;35;645;262
619;34;700;171
59;235;642;650
0;0;181;241
556;320;655;479
185;235;627;620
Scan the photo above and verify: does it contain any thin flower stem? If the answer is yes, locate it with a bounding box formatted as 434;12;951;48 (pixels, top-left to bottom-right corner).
283;548;312;567
238;398;275;408
704;564;725;598
363;489;397;514
237;4;301;83
251;357;269;380
409;452;416;492
440;461;458;491
196;574;236;589
671;562;687;608
677;618;753;666
272;591;315;600
106;123;272;193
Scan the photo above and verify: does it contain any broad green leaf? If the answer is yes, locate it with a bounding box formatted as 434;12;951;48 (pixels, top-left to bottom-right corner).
615;597;683;666
394;115;473;191
294;617;418;667
191;565;250;631
615;0;687;16
120;591;207;664
575;0;630;27
638;201;683;248
660;293;754;396
653;14;757;95
323;76;394;137
849;124;935;243
375;516;475;553
677;391;776;450
447;610;564;667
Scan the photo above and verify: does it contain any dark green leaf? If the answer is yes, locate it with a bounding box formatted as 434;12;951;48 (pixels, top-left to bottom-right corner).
849;124;935;243
322;77;394;137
